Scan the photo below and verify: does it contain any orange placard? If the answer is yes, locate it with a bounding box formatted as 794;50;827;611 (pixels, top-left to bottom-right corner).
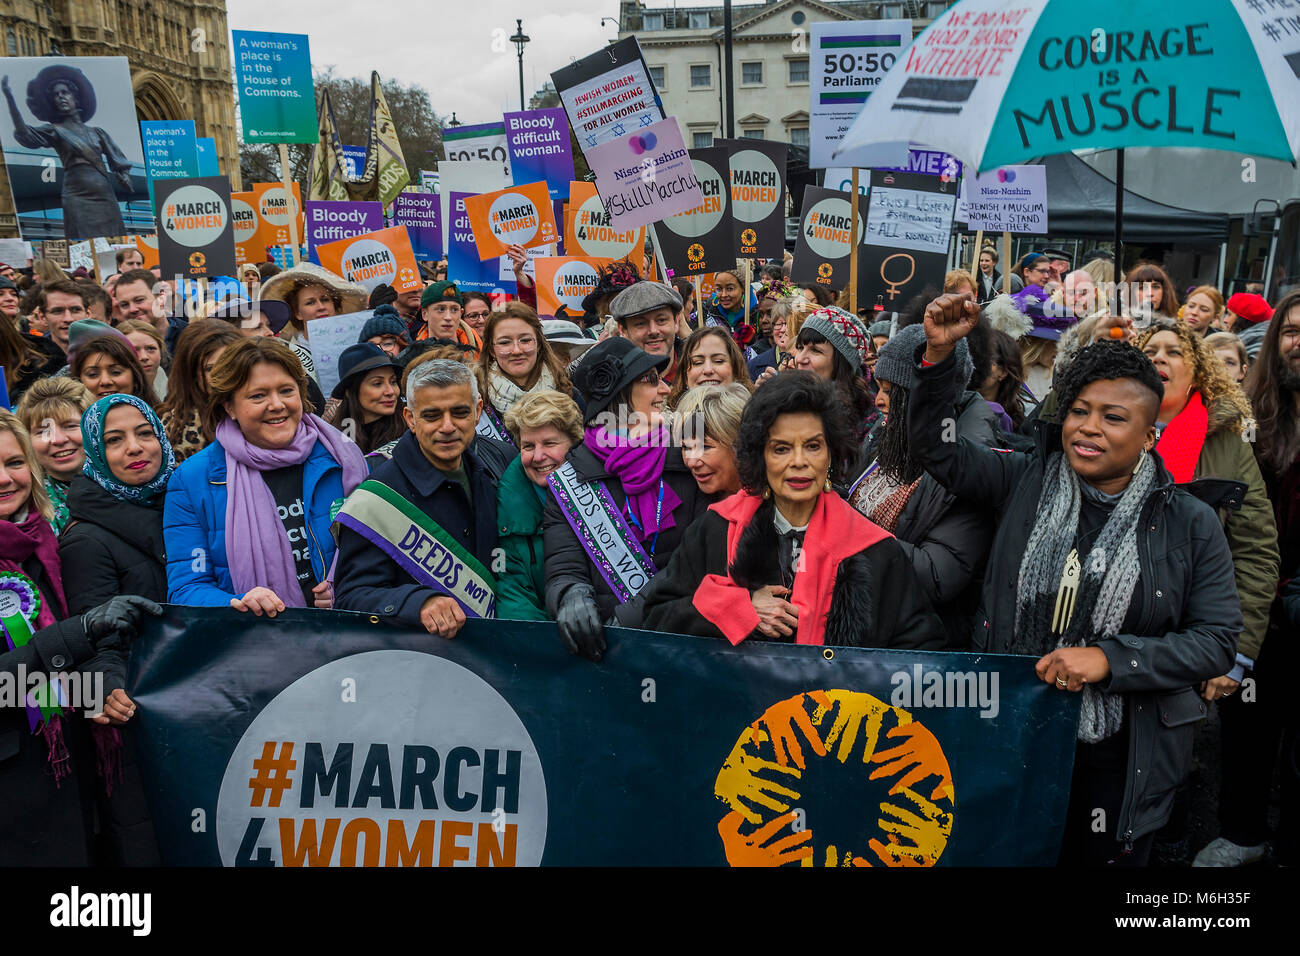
463;181;558;261
252;182;303;246
316;225;421;295
133;234;160;270
230;191;263;265
533;256;614;318
564;181;644;262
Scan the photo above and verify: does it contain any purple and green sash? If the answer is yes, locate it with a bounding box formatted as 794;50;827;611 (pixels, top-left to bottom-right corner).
547;461;657;604
333;480;497;619
475;403;513;445
0;572;64;730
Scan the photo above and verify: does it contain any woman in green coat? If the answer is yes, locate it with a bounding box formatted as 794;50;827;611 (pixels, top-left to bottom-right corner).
496;390;585;620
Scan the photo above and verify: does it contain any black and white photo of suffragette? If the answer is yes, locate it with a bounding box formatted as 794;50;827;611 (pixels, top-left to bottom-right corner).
2;64;133;241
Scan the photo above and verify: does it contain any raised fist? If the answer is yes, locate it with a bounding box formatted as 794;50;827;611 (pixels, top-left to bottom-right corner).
922;292;980;363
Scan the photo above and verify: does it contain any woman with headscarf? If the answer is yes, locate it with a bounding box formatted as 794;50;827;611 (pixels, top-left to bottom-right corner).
57;394;175;865
542;338;710;660
910;292;1241;866
1;66;133;240
638;372;942;648
15;378;95;534
163;338;368;614
474;302;573;445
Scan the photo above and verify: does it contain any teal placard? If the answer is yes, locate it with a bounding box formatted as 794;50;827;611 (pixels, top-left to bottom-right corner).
196;137;219;176
141;120;199;205
232;30;317;144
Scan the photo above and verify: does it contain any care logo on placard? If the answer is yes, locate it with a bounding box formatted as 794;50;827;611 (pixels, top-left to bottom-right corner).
663;158;725;238
729;150;781;223
817;262;833;279
189;252;206;269
216;650;547;867
161;185;228;247
231;198;258;243
341;238;397;287
258;186;298;226
574;195;638;259
488;192;540;245
715;690;954;867
687;243;705;263
804;198;861;261
552;261;602;311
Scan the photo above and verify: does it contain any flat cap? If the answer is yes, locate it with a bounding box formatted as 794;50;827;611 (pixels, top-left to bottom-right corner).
610;280;682;323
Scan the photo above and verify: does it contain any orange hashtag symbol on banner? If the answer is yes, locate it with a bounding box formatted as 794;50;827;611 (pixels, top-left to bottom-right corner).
248;741;296;808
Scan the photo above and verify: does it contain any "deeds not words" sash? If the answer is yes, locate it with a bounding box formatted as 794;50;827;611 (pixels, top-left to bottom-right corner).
334;480;497;619
547;461;656;604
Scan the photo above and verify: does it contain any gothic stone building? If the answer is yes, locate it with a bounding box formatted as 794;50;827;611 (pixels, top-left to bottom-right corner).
0;0;239;236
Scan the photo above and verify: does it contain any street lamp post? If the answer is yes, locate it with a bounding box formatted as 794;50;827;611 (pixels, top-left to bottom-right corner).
510;19;531;111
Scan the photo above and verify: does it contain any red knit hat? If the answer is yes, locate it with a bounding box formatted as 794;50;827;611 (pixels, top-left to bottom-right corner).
1225;292;1272;324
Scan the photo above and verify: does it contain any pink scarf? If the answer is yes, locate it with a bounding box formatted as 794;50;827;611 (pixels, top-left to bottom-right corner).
217;414;368;604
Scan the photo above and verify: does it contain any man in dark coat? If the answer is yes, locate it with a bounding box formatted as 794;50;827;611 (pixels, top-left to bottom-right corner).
335;360;500;637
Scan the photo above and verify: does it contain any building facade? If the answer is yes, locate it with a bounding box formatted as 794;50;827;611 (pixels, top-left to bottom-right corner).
0;0;239;237
617;0;949;149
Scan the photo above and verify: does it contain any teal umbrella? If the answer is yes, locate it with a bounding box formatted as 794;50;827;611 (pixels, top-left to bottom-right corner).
834;0;1300;264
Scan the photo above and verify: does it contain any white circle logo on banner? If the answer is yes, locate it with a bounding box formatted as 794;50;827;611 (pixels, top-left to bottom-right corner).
161;185;227;248
231;197;258;244
341;238;397;289
662;158;725;238
729;149;781;224
258;186;297;226
215;650;548;867
552;260;602;312
804;197;863;261
488;192;540;246
574;195;638;260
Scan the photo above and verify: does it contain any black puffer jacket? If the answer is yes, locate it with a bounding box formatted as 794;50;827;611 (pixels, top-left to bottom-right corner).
542;442;711;624
638;503;944;648
909;346;1241;845
851;390;1001;648
59;477;167;610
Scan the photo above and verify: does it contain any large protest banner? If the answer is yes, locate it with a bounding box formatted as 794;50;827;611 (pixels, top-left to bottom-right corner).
504;109;574;201
153;176;236;280
552;37;665;152
447;192;505;294
0;56;150;242
651;147;733;279
463;181;559;260
316;225;421;295
718;139;788;260
232;31;317;144
860;169;957;308
809;20;912;169
129;607;1078;867
584;116;702;230
789;185;867;290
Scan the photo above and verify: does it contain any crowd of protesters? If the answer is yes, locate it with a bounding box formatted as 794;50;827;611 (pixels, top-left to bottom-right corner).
0;236;1294;871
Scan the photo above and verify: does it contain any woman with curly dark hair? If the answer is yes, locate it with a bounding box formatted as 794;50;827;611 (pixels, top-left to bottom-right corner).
638;371;942;648
912;292;1241;867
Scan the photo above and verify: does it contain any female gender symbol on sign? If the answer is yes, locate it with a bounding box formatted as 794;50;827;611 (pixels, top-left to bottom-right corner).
881;253;915;300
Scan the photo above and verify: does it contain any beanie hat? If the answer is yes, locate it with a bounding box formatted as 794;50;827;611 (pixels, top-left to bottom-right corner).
368;283;399;310
1225;292;1272;324
800;306;871;372
421;280;462;309
359;305;409;343
874;323;973;392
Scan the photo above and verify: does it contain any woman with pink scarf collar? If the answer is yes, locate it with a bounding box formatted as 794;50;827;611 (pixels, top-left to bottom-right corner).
163;338;367;615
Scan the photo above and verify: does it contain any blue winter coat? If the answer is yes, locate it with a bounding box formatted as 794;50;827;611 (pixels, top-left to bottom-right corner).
162;437;350;605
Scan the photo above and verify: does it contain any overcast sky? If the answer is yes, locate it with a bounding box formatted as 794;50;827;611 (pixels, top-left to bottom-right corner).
225;0;628;124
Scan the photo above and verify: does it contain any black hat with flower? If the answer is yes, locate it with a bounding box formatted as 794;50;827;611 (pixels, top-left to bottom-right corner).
570;337;670;424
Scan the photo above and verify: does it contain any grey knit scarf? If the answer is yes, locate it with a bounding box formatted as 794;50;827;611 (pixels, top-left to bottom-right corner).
1013;450;1156;742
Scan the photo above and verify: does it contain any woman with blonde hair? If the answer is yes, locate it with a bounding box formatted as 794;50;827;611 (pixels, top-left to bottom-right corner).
15;378;94;533
673;381;749;499
496;390;585;620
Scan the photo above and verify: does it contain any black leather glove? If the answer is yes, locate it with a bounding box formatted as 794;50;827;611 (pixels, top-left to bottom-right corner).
555;585;606;662
81;595;165;650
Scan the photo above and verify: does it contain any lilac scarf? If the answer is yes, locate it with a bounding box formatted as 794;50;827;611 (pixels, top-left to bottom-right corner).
217;414;368;605
583;425;681;540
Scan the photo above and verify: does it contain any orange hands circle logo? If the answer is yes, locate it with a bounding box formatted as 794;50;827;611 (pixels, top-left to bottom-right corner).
188;252;206;268
687;243;705;263
741;228;758;246
714;689;955;867
817;262;833;279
